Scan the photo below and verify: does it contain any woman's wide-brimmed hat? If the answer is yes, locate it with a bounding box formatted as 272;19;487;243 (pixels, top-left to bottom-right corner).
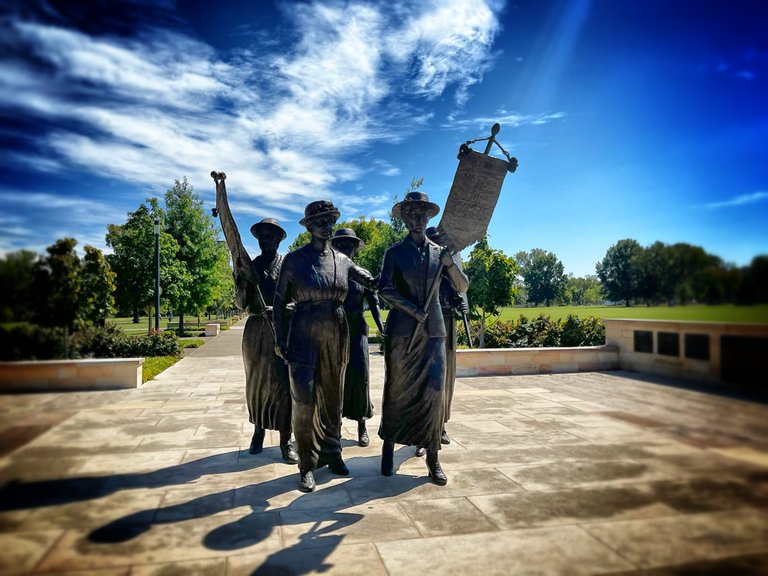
299;200;341;227
391;191;440;220
250;218;287;240
329;227;365;250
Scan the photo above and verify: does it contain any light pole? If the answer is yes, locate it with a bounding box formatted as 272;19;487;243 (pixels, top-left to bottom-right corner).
154;217;160;331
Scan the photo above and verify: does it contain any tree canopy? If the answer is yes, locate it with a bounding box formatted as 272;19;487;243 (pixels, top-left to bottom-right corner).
465;237;518;347
515;248;567;307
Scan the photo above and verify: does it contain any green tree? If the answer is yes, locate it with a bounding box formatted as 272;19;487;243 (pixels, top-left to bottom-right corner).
563;274;603;305
106;198;165;323
737;254;768;304
515;248;567;306
596;239;642;306
207;241;236;316
164;177;220;333
79;245;116;323
663;243;722;304
0;249;38;322
465;237;518;348
634;241;666;305
33;238;82;329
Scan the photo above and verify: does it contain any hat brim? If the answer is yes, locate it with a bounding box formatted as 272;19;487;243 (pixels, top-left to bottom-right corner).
250;222;287;240
299;209;341;227
329;235;365;250
391;200;440;221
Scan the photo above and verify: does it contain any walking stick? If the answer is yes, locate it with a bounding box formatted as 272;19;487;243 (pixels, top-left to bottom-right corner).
406;263;444;354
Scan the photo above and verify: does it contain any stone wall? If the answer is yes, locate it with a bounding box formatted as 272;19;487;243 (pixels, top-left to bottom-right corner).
0;358;144;391
456;345;619;377
604;319;768;385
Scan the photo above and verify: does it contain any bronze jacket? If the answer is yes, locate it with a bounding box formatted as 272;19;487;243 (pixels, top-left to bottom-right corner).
379;236;468;338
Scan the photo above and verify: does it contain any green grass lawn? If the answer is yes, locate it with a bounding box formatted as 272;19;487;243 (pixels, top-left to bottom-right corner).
110;315;239;334
365;303;768;328
142;355;179;383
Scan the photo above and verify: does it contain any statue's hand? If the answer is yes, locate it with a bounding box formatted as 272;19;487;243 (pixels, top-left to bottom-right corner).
413;310;428;323
457;300;469;314
275;344;288;361
439;247;455;268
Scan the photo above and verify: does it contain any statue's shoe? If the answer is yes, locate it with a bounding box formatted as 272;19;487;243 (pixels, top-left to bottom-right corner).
299;470;316;493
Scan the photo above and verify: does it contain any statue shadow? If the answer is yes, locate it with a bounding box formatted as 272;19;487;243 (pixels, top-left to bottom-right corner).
88;448;428;575
0;448;274;513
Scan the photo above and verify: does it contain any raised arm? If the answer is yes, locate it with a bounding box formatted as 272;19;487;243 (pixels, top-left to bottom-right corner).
211;171;253;280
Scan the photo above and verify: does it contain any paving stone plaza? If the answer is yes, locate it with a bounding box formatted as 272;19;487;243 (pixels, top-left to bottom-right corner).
1;319;768;575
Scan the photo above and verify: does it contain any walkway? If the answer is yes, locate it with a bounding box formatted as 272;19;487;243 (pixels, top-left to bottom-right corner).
1;319;768;575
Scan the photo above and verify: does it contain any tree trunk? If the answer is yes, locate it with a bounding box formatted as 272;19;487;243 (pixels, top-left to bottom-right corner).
147;309;152;335
178;312;184;336
132;308;140;323
479;311;486;348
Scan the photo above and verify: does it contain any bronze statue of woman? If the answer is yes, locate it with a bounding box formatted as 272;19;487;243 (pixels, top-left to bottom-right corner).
273;201;376;492
329;228;385;447
378;192;469;485
212;172;297;464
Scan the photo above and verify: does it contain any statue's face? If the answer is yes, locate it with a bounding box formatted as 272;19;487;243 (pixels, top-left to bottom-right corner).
402;204;430;234
333;238;358;258
306;215;335;240
257;227;282;252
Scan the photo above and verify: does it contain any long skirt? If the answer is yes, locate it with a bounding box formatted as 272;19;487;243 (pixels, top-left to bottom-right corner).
287;305;349;471
242;314;291;431
342;312;374;421
379;329;445;452
443;310;456;423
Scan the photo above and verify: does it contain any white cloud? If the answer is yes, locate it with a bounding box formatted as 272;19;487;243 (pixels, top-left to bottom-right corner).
445;111;566;131
1;0;505;241
704;191;768;209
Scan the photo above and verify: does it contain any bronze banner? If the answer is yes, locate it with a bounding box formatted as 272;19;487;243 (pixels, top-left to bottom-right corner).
436;149;509;253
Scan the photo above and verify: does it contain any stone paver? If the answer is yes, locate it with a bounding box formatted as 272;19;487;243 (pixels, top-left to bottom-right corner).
1;319;768;574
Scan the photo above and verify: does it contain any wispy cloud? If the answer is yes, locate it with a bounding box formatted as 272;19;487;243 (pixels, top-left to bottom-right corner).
704;191;768;209
0;0;505;235
443;111;566;132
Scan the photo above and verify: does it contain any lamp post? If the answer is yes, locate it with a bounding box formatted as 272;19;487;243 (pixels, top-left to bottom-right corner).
154;217;160;331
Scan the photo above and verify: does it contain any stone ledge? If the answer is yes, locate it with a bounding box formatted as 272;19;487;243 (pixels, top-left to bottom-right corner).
456;345;619;377
0;358;144;392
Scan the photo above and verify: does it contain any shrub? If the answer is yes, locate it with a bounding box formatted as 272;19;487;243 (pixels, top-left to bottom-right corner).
1;322;184;360
122;330;183;358
69;322;126;358
0;324;67;360
457;314;606;348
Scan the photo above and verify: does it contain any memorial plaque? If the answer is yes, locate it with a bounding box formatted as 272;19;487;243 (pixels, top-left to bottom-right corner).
658;332;680;357
722;335;767;386
634;330;653;353
684;333;710;360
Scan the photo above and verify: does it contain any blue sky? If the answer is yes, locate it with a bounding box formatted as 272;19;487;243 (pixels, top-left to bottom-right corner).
1;0;766;277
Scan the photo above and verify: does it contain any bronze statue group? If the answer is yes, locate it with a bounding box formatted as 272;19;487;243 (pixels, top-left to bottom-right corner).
214;173;468;493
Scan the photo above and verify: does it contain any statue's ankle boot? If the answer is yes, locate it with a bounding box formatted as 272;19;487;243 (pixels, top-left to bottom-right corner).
299;470;316;493
358;420;369;447
381;440;395;476
328;456;349;476
440;427;451;445
279;430;298;464
426;450;447;486
415;446;427;457
249;427;265;454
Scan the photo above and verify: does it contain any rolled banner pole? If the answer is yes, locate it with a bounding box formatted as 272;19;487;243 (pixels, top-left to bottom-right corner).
461;310;473;348
406;262;444;354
